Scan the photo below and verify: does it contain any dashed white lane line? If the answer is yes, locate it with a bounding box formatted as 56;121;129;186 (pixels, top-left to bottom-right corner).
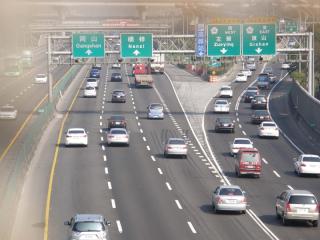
146;145;150;151
101;137;104;141
239;124;242;128
132;101;135;105
287;185;294;190
187;222;197;234
135;116;139;120
102;105;105;109
193;149;199;152
102;145;105;151
175;200;183;210
142;136;147;142
100;116;102;120
101;110;104;114
151;156;156;162
237;118;240;122
205;163;210;166
108;181;112;190
134;111;137;115
137;122;141;126
157;168;163;175
100;129;103;134
262;158;268;164
166;182;172;191
103;155;107;162
133;106;136;110
111;199;116;208
273;170;281;178
201;159;207;162
242;130;246;136
116;220;123;233
104;167;108;174
140;129;143;133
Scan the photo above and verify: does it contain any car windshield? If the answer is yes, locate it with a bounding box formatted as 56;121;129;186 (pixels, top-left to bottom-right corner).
110;116;125;120
289;196;317;204
37;74;46;78
169;139;185;145
303;156;320;162
255;96;266;101
113;91;124;95
150;104;163;110
241;152;260;162
85;87;95;90
216;100;227;105
111;129;127;134
219;188;243;196
258;75;269;82
69;130;85;134
72;222;105;232
221;87;231;91
112;73;121;77
255;110;268;116
248;87;258;91
234;139;251;145
1;106;15;112
237;74;244;77
87;79;97;83
263;123;276;127
246;91;256;96
218;118;232;123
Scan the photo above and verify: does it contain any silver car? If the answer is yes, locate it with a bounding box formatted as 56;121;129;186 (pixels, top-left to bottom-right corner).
147;103;164;119
107;128;130;146
164;138;187;158
0;105;18;119
64;214;111;240
276;190;319;226
212;185;247;214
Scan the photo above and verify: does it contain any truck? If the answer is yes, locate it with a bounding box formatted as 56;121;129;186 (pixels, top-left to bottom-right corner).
132;63;153;87
150;54;165;74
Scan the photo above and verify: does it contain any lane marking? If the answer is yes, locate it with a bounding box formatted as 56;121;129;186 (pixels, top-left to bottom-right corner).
99;122;102;126
100;129;103;133
157;168;163;175
151;156;156;162
116;220;123;233
102;145;105;151
101;137;104;141
108;181;112;190
166;182;172;190
242;130;246;136
142;136;146;142
239;124;242;129
187;222;197;234
137;122;141;126
175;200;183;209
287;185;294;190
262;158;268;164
135;116;139;120
111;199;116;208
105;167;108;174
103;155;107;161
146;145;150;151
140;129;143;133
273;170;281;178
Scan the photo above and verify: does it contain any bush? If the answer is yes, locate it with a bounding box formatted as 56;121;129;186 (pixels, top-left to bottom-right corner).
291;71;307;88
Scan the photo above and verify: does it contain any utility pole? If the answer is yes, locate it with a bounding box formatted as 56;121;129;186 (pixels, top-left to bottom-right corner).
47;35;53;103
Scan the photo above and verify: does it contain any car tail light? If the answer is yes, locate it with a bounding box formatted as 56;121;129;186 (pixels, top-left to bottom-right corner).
216;197;223;204
260;127;264;130
108;135;114;138
285;203;291;212
316;204;320;213
240;197;247;203
300;163;306;167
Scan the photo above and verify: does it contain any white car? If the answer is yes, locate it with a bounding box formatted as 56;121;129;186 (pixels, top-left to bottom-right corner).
214;99;230;113
84;86;97;97
112;63;121;69
107;128;129;146
230;138;253;156
246;61;256;71
240;69;252;77
0;105;17;119
219;86;233;98
86;78;98;88
235;73;248;82
294;154;320;176
258;121;279;138
34;74;47;83
164;138;188;158
65;128;88;147
281;62;291;70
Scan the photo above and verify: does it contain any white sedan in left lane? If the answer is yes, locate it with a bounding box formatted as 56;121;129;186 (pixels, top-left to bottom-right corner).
0;105;18;120
214;99;230;113
219;85;233;98
34;73;48;83
258;121;279;138
65;128;88;147
294;154;320;176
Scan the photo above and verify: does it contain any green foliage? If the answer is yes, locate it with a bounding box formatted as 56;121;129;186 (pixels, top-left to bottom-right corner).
291;71;307;88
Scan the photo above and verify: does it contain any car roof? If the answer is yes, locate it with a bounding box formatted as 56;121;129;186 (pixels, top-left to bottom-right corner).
113;89;124;92
300;154;320;158
110;128;127;132
234;138;251;141
68;128;85;131
74;214;104;223
215;99;228;103
218;185;242;189
168;137;185;141
286;190;315;196
110;115;125;119
221;85;231;89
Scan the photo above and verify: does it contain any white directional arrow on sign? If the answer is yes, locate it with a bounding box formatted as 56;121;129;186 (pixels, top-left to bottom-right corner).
133;50;140;56
85;49;93;56
255;48;263;54
220;48;228;55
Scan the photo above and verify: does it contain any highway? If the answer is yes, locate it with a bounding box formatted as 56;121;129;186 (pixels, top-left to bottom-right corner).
204;62;320;240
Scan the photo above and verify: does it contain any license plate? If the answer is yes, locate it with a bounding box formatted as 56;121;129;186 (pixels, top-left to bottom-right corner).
247;165;254;169
226;199;237;204
297;208;308;214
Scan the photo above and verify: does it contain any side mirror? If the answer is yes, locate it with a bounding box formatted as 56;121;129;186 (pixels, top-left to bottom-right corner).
242;191;246;195
64;221;71;226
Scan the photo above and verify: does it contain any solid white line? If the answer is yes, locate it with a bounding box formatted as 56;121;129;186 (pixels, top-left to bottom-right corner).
111;199;116;208
187;222;197;234
242;130;246;136
101;137;104;141
287;185;294;190
142;136;146;141
151;156;156;162
103;155;107;162
116;220;123;233
102;145;105;151
108;181;112;190
166;182;172;190
104;167;108;174
175;200;183;209
140;129;143;133
146;145;150;151
157;168;163;175
262;158;268;164
273;170;281;178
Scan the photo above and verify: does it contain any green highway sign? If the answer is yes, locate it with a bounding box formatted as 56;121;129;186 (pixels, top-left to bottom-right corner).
286;20;298;33
207;24;241;57
242;23;276;56
120;33;153;58
72;33;105;58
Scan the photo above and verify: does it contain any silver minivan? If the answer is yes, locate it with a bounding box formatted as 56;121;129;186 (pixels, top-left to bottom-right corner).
276;190;319;226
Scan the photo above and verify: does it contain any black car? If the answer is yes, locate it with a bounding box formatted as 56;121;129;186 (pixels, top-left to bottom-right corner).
244;90;258;103
111;72;122;82
251;95;267;109
90;69;100;78
215;117;235;133
111;90;126;103
257;73;271;90
108;115;127;129
251;110;271;124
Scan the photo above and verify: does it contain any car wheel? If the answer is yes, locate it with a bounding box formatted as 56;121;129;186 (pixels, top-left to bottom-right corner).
275;207;281;219
241;210;246;214
313;220;318;227
282;214;288;226
164;152;168;158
